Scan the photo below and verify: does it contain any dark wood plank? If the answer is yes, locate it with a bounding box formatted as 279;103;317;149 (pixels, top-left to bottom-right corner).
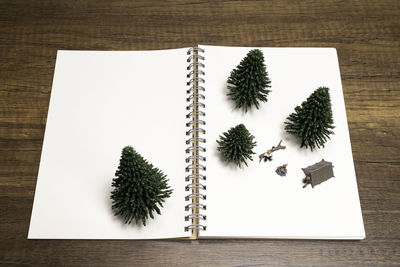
1;0;399;266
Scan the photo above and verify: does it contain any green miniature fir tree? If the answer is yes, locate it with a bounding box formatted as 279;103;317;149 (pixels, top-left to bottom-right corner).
284;86;335;151
110;146;173;226
217;124;257;167
227;49;271;112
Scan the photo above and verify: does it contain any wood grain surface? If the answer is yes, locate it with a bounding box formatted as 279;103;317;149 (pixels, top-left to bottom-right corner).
1;0;399;266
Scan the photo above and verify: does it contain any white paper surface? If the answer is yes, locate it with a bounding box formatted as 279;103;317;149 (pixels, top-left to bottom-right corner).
201;45;365;239
28;49;190;239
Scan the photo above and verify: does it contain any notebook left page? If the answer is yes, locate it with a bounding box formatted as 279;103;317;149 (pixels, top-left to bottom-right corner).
28;49;190;239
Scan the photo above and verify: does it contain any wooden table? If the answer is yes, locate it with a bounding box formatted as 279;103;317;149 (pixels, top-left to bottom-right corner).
1;1;399;266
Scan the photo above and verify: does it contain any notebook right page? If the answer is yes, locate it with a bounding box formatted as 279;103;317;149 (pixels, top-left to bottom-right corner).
201;45;365;239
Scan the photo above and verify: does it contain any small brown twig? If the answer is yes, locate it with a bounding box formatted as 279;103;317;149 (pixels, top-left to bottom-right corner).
270;140;286;153
259;140;286;162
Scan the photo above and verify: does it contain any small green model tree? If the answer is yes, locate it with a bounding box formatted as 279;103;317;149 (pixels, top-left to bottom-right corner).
284;86;335;151
110;146;173;226
227;49;271;112
217;124;257;167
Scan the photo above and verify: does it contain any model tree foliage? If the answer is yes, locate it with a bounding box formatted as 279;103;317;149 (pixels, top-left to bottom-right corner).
110;146;173;226
227;49;271;112
284;86;335;151
217;124;257;167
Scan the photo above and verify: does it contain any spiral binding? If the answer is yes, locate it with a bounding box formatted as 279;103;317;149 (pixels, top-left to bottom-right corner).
185;47;206;233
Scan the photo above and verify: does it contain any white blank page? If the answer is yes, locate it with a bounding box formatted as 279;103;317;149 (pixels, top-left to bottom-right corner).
28;49;190;239
201;45;365;239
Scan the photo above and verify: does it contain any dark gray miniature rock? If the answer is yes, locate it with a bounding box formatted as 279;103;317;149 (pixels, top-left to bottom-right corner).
302;159;334;188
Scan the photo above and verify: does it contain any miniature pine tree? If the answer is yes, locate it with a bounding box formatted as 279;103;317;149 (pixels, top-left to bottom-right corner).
284;86;335;151
227;49;271;112
217;124;257;167
110;146;173;226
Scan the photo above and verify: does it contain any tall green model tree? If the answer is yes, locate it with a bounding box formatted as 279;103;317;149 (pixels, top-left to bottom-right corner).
227;49;271;112
285;86;335;151
217;124;257;167
110;146;173;226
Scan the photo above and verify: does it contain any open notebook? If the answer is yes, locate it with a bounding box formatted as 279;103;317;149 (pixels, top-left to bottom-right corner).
28;45;365;239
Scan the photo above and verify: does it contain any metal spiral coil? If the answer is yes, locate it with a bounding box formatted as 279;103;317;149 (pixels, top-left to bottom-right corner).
187;86;205;94
185;137;206;145
185;203;206;211
185;47;206;233
185;173;206;182
186;110;205;119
